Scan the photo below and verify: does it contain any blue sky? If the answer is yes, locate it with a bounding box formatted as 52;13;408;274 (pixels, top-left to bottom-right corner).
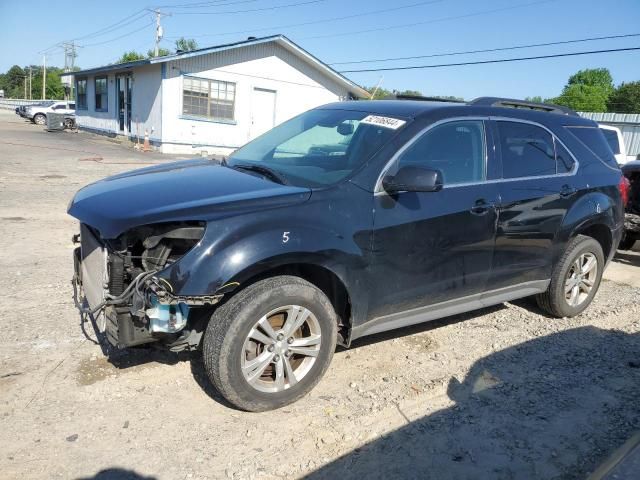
1;0;639;99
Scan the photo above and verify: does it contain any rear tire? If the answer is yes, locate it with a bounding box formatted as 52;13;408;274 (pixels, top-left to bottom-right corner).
618;233;636;251
202;275;337;412
537;235;604;318
33;113;46;125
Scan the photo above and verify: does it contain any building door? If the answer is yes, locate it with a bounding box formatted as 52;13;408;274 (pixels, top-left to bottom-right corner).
250;88;276;139
116;75;132;135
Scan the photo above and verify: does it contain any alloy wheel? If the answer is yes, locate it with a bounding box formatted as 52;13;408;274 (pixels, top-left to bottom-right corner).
241;305;321;393
564;252;598;307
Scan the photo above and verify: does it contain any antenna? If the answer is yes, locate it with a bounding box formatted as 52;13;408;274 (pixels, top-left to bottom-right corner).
370;76;384;99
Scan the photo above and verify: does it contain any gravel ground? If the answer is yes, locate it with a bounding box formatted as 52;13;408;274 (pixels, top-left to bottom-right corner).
0;110;639;480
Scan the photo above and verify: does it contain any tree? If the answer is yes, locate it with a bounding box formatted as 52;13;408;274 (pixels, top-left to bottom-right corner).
525;96;544;103
148;47;171;58
117;51;145;63
607;81;640;113
567;68;614;95
363;86;426;100
0;65;26;98
553;84;609;112
550;68;614;112
175;37;198;52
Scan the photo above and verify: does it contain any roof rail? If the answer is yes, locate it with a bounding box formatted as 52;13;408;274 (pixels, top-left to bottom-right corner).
469;97;578;116
385;94;465;103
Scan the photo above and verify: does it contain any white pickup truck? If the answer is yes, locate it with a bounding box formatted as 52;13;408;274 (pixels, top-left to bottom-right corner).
598;124;635;165
25;100;75;125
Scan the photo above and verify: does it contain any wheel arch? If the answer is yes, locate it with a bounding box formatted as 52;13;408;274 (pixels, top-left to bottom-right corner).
220;260;354;347
558;191;619;264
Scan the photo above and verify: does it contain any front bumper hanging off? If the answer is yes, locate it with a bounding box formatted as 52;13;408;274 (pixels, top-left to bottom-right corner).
72;227;222;351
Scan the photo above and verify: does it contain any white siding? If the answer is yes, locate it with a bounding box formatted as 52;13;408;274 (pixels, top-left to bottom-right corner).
74;65;162;144
133;64;163;143
75;73;118;134
160;42;350;154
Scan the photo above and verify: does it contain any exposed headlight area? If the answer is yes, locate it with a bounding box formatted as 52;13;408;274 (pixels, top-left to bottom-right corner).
74;221;217;350
108;221;206;277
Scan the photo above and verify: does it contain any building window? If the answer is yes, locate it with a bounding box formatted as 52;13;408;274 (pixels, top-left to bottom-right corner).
183;76;235;121
76;78;87;110
95;76;108;112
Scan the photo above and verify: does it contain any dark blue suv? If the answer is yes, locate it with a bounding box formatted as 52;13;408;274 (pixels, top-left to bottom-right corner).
69;97;625;411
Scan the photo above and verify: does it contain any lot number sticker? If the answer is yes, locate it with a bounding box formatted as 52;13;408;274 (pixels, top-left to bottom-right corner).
361;115;406;130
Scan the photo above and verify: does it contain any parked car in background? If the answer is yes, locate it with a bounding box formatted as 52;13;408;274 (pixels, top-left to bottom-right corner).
599;124;627;165
69;97;625;411
17;101;55;119
25;100;75;125
619;161;640;250
0;89;5;98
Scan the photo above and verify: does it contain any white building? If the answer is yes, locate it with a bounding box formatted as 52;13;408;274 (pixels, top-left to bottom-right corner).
61;35;368;154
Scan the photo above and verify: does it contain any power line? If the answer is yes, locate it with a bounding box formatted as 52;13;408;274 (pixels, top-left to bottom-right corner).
303;0;560;40
160;0;261;9
72;9;149;41
339;46;640;73
166;0;445;39
81;21;156;48
169;0;328;15
330;32;640;65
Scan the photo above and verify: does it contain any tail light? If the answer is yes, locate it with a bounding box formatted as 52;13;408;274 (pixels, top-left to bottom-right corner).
619;176;630;207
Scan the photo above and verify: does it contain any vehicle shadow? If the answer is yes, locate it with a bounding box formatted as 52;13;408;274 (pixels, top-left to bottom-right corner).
304;326;640;480
613;250;640;267
76;468;157;479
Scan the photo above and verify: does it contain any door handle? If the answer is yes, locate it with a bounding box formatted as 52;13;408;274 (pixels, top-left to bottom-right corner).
560;185;577;198
470;199;495;216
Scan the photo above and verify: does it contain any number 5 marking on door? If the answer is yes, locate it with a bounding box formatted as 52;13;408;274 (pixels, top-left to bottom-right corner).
282;232;290;243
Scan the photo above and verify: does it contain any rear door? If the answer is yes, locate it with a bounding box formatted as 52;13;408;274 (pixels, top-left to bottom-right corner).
368;118;500;321
488;119;578;289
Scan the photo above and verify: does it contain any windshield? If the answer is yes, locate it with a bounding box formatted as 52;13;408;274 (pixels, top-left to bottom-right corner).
228;109;405;187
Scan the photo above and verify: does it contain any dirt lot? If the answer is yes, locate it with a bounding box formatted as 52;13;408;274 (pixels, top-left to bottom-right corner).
0;109;639;480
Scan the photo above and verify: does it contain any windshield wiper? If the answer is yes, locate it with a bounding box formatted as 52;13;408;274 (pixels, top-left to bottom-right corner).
231;163;288;185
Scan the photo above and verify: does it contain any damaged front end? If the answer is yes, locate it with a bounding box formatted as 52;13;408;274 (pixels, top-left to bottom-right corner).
73;221;221;352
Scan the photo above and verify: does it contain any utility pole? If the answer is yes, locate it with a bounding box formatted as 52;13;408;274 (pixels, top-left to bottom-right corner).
147;9;169;57
29;67;32;100
62;41;78;100
42;54;46;100
24;76;27;99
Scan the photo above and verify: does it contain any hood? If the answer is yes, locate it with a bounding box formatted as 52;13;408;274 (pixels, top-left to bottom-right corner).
68;159;311;238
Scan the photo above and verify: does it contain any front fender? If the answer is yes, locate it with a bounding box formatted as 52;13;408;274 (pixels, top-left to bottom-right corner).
156;183;375;323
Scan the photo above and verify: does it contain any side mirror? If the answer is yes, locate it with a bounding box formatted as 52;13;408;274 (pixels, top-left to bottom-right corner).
382;165;443;194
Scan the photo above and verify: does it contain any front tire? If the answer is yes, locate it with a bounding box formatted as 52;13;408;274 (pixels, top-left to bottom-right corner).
33;113;46;125
537;235;604;318
202;276;337;412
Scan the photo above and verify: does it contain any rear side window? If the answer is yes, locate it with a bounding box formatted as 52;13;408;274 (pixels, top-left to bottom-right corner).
497;121;556;178
567;126;618;168
600;128;620;155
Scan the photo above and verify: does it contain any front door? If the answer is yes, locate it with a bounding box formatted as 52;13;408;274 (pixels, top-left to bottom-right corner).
368;119;499;322
250;88;276;139
116;75;132;135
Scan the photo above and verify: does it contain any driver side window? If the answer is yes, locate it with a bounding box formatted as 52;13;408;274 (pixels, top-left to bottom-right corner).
395;120;486;185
